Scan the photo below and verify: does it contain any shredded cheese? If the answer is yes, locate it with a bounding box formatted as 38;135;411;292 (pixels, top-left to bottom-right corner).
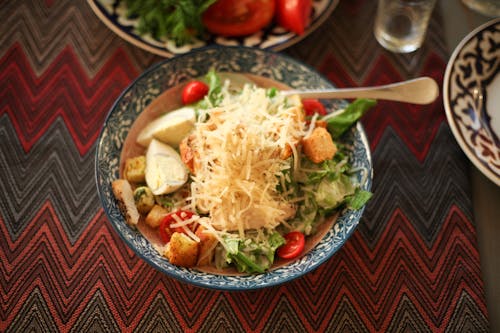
189;84;305;237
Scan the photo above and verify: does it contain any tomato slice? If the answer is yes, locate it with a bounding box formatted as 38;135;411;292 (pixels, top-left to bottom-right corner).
277;231;305;259
159;210;194;243
182;80;209;105
276;0;312;35
202;0;275;37
302;99;327;116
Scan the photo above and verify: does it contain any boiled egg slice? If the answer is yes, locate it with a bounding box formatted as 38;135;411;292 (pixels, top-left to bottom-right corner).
145;139;188;195
137;106;196;147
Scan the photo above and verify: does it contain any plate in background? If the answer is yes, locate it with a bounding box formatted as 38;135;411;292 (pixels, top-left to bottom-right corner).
88;0;339;58
444;18;500;186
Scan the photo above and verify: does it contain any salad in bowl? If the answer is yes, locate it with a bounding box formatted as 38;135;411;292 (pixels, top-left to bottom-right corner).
95;47;374;289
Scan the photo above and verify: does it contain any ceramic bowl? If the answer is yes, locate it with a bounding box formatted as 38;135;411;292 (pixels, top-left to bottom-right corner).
95;46;372;290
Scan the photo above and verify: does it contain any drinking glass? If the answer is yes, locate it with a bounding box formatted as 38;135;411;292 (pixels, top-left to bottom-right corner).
374;0;437;53
462;0;500;17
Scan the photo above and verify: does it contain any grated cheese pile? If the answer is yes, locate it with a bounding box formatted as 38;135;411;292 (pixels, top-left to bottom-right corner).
188;84;306;237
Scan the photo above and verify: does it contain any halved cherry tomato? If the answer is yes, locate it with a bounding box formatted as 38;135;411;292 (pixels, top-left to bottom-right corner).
159;210;194;243
202;0;275;37
302;99;327;116
182;81;209;105
277;231;305;259
276;0;312;35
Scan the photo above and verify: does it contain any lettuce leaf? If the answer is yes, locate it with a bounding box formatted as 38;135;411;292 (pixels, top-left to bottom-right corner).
326;98;377;139
221;232;285;274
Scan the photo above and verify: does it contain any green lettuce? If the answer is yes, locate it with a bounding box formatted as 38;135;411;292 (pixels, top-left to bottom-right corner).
220;232;285;274
326;98;377;139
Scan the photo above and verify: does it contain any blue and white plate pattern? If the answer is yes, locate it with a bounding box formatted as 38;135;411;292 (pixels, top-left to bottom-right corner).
95;47;372;290
88;0;339;58
444;18;500;186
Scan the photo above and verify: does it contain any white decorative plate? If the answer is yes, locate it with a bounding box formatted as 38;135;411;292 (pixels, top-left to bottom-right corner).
88;0;339;58
95;46;372;290
444;18;500;186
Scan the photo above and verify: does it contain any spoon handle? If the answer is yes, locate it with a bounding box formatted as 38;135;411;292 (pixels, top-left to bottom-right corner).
282;77;439;105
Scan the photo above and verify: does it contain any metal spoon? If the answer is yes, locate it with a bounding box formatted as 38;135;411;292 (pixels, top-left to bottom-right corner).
472;84;500;150
282;77;439;105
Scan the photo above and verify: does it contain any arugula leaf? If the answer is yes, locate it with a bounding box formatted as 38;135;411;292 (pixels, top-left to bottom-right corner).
124;0;217;46
326;98;377;139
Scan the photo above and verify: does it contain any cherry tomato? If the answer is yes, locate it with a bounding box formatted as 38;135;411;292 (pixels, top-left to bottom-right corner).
202;0;275;37
182;81;209;105
277;231;305;259
159;210;194;243
302;99;327;116
276;0;312;35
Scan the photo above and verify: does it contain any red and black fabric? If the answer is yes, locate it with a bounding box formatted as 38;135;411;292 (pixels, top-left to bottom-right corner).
0;1;489;332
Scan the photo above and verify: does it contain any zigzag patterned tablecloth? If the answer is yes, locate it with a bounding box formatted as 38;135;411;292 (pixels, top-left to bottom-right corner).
0;1;490;332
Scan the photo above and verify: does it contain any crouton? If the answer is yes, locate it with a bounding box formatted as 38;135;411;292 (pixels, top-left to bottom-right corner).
112;179;140;227
165;232;199;267
281;144;293;160
145;205;170;228
302;127;337;163
314;120;327;128
124;156;146;183
133;186;155;214
195;225;219;266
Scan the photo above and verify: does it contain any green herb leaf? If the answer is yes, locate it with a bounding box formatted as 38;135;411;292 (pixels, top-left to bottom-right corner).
220;232;285;274
346;189;373;210
326;98;377;139
266;87;278;98
124;0;217;46
205;68;223;106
